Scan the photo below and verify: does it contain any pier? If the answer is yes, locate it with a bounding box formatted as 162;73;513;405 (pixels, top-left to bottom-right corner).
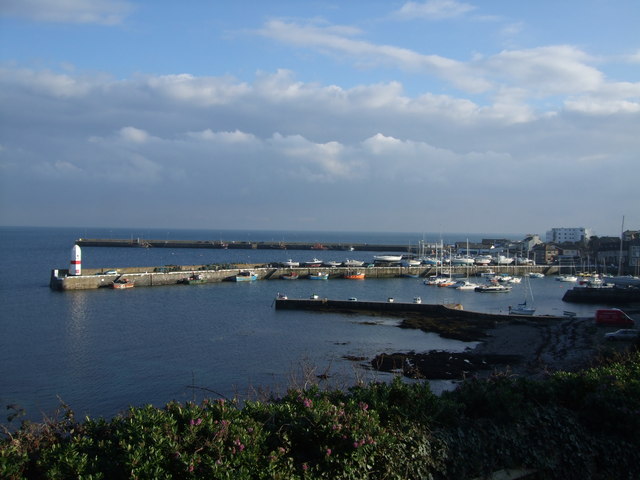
274;297;571;322
50;263;553;291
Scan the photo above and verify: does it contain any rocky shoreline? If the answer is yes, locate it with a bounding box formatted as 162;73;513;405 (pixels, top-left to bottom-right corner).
367;313;636;380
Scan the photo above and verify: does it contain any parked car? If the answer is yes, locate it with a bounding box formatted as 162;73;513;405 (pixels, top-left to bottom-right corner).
604;329;640;341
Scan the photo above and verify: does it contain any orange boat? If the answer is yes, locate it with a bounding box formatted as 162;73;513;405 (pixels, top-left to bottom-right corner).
112;278;134;289
344;272;365;280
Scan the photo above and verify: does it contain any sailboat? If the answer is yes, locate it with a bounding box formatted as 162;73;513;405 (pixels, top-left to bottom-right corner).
509;276;536;315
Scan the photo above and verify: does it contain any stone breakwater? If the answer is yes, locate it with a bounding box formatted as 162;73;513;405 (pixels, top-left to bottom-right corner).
50;263;551;291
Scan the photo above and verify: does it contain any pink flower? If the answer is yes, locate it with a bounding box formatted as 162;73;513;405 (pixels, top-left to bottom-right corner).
302;463;309;471
326;448;332;457
359;402;368;411
303;398;313;408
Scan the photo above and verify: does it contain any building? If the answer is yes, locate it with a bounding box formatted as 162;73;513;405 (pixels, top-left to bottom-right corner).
531;243;560;265
545;227;592;244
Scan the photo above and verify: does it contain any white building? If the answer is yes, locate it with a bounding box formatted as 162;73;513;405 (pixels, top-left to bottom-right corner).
545;227;592;244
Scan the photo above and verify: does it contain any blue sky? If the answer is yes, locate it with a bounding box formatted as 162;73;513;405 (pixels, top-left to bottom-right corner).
1;0;638;237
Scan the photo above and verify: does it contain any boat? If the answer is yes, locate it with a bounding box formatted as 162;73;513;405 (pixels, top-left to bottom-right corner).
401;258;422;267
322;260;342;267
475;284;512;293
343;259;365;267
526;272;545;278
234;270;258;282
451;280;479;290
424;275;450;286
509;301;536;315
112;278;134;289
474;255;492;265
309;272;329;280
450;256;475;266
556;275;578;282
280;272;299;280
276;292;288;300
344;272;365;279
496;255;514;265
387;297;395;303
281;259;299;268
373;255;402;263
181;274;206;285
480;270;496;277
510;276;536;315
413;296;422;304
301;258;323;267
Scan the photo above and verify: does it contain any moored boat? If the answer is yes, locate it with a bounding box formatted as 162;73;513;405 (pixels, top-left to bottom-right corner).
475;284;512;293
309;272;329;280
509;301;536;315
235;270;258;282
112;278;134;289
344;272;365;279
281;272;299;280
322;260;342;267
181;274;206;285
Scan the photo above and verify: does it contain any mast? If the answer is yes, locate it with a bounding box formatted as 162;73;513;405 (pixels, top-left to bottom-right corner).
618;215;625;276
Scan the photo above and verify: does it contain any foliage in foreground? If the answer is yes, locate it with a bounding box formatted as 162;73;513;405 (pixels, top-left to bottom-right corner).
2;351;640;479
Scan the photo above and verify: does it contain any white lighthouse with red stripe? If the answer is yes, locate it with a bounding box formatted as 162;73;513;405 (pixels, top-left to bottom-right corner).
70;244;82;276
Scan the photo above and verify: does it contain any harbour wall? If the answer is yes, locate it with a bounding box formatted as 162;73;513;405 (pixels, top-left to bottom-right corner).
50;264;555;291
274;298;570;322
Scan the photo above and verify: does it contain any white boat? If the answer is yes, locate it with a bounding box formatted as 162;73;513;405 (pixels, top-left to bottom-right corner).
496;255;514;265
301;258;323;267
451;280;479;290
509;276;536;315
373;255;403;263
509;301;536;315
343;259;365;267
413;296;422;304
401;259;422;267
556;275;578;282
526;272;545;278
322;260;342;267
281;259;299;267
508;276;522;284
474;255;492;265
451;256;475;266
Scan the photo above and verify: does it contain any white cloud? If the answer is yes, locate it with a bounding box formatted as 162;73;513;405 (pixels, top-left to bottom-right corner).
0;0;133;25
481;45;603;95
257;19;492;93
119;126;150;144
395;0;476;20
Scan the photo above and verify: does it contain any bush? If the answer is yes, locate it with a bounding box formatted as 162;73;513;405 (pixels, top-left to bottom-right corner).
3;353;640;479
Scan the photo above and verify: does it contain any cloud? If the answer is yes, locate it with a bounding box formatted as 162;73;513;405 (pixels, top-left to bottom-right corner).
0;65;638;233
395;0;476;20
257;19;492;93
0;0;133;25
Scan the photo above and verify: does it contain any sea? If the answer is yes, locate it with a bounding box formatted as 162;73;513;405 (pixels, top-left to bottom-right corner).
0;226;608;424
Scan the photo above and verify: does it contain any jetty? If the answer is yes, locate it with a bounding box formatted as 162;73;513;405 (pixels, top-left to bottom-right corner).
273;297;572;322
50;263;552;291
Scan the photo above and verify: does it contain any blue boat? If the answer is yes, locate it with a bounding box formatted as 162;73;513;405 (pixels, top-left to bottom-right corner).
309;272;329;280
234;270;258;282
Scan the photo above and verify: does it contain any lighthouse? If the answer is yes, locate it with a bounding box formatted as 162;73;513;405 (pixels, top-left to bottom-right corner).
70;244;82;276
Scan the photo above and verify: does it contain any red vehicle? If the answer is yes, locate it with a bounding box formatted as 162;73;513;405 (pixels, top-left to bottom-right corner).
595;309;634;327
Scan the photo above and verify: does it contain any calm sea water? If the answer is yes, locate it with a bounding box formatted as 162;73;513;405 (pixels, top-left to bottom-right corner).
0;227;607;423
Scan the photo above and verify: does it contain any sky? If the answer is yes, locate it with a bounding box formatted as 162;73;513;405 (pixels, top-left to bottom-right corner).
0;0;638;237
